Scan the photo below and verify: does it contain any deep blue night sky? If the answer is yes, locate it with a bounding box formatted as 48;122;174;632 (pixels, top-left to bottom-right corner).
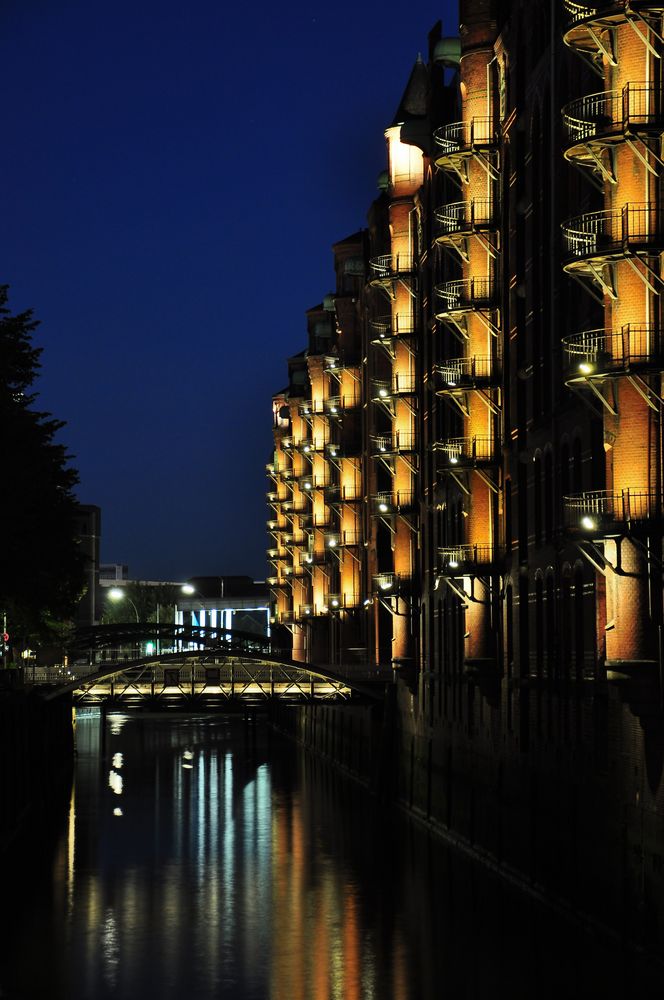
2;0;455;581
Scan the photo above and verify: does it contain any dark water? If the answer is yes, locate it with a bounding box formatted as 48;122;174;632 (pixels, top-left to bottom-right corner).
0;711;662;1000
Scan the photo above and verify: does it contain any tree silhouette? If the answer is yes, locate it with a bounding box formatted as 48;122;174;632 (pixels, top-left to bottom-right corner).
0;285;85;649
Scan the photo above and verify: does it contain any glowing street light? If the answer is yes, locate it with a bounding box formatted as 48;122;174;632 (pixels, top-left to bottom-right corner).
581;515;596;531
108;587;139;622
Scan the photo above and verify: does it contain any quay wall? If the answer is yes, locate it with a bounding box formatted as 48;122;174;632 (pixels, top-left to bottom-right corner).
272;675;664;958
0;688;74;853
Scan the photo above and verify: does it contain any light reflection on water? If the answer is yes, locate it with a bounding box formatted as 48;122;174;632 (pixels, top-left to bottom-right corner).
0;713;661;999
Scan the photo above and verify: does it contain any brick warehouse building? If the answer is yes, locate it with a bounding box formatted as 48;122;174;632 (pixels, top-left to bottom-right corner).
267;1;664;950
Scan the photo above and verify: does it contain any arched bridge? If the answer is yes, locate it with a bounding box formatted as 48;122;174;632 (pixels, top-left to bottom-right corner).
33;624;390;708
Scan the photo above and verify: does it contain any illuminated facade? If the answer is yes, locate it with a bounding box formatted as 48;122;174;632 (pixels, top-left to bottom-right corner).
267;3;664;944
268;2;664;684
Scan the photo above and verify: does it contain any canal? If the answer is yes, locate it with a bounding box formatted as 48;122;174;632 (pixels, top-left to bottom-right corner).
0;710;661;999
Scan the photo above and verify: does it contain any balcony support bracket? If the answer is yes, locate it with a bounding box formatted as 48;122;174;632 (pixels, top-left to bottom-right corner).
625;10;664;57
626;373;664;411
474;467;501;494
624;253;664;293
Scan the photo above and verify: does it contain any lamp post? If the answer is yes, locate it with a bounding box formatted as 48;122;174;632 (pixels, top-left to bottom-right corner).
108;587;140;622
107;587;141;662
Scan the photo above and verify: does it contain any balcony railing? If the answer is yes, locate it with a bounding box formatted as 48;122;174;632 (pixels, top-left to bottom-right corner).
370;432;416;454
368;253;413;280
298;400;324;416
563;0;655;29
369;315;416;342
372;491;416;515
434;277;495;317
562;204;664;263
563;84;664;150
434;356;498;388
297;475;329;493
563;325;664;377
438;544;495;574
326;594;360;611
436;436;496;467
324;394;359;415
324;353;361;374
372;374;417;399
433;118;497;156
371;572;410;594
434;199;496;238
564;489;662;530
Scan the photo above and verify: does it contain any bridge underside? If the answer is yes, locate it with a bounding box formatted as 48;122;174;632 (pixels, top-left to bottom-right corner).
73;656;354;708
38;650;389;708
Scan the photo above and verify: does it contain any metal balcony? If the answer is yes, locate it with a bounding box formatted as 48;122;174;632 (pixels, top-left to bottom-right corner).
294;604;313;621
433;119;498;178
562;2;662;64
372;374;417;400
371;572;409;595
434;356;500;391
434;199;497;247
324;530;360;549
563;85;664;172
371;491;415;515
563;325;664;382
434;278;495;320
368;253;414;285
562;204;664;273
294;438;325;455
436;436;496;470
326;594;360;612
369;314;416;346
438;544;495;575
298;400;324;417
564;488;662;533
324;353;361;374
324;394;359;416
297;475;329;493
370;432;416;455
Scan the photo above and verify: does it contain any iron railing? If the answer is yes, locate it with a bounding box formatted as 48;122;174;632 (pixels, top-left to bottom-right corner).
369;253;414;278
563;84;664;147
563;324;663;373
564;488;662;528
562;203;664;259
438;544;495;572
435;199;495;236
373;374;417;398
372;491;415;513
435;436;496;465
433;118;497;154
434;356;497;385
435;277;495;313
369;314;416;339
370;432;416;453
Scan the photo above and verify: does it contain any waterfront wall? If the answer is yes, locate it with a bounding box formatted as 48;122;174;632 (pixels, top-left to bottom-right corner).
0;689;74;853
275;675;664;958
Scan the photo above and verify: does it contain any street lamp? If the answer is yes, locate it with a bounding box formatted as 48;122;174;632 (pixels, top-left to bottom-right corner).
108;587;140;622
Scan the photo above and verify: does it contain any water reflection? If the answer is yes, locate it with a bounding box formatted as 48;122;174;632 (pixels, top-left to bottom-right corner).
0;713;661;999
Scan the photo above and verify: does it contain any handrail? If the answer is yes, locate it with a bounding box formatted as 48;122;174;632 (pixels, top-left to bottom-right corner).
434;356;496;384
564;488;661;525
433;118;497;154
439;544;494;568
563;84;664;146
563;324;662;370
562;203;664;259
369;253;413;277
435;277;495;311
435;436;496;463
435;198;495;234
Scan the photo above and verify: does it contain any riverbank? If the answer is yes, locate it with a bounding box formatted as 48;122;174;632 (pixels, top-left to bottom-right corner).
0;686;74;854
